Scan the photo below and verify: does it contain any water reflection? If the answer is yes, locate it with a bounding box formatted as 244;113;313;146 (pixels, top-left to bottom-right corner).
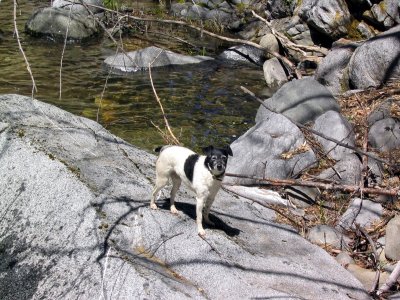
0;0;264;151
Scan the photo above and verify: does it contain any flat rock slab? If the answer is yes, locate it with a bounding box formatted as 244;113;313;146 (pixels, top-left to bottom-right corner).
0;94;370;299
103;46;214;72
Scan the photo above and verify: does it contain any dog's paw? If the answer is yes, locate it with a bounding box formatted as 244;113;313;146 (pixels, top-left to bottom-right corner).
170;205;179;214
150;203;158;210
198;229;206;237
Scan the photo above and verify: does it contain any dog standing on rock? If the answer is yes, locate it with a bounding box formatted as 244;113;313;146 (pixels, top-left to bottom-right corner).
150;145;233;236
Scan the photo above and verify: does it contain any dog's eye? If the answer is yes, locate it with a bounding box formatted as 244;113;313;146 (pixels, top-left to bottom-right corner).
221;155;227;160
211;156;217;160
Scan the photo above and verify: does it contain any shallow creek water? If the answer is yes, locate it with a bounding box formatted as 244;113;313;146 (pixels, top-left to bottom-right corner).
0;0;265;151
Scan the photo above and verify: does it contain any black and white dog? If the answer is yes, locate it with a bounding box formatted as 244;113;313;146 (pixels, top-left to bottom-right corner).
150;145;233;236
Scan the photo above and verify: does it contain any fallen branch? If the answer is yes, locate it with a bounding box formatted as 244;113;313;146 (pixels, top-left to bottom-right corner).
251;10;328;57
377;260;400;296
148;50;181;145
224;173;400;197
356;225;380;294
222;186;303;229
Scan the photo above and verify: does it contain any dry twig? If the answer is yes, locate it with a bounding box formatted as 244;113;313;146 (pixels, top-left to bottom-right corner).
148;50;181;145
13;0;37;96
224;173;400;197
377;260;400;296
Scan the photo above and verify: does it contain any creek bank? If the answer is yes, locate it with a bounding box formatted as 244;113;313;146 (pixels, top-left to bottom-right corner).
0;94;370;300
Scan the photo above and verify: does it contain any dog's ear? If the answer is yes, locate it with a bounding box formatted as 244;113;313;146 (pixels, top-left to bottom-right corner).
225;145;233;156
202;145;214;155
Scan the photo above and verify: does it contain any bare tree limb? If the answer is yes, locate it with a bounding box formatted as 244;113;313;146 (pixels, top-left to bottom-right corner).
222;186;303;229
224;173;400;197
356;224;380;293
148;50;181;145
377;260;400;296
251;10;328;56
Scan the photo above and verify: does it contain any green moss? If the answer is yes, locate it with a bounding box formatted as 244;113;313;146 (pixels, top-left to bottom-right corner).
346;19;363;40
17;129;25;138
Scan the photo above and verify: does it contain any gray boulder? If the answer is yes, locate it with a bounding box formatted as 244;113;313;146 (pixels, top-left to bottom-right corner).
369;0;400;29
0;94;370;299
313;110;355;161
368;117;400;152
337;198;383;231
263;57;288;89
256;77;340;124
186;4;209;20
355;21;376;39
205;9;232;24
307;225;349;249
225;109;317;185
271;16;315;62
298;0;352;39
317;153;383;187
385;215;400;260
52;0;104;15
315;44;358;96
103;46;214;72
25;7;102;41
318;153;362;185
367;98;393;126
218;44;266;66
266;0;296;18
259;33;280;58
348;25;400;89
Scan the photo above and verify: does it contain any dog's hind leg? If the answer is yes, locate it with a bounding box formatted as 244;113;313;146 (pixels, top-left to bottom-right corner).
169;173;181;214
150;175;169;210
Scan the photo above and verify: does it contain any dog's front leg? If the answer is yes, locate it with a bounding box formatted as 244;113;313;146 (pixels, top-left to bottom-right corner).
196;196;206;237
203;197;215;227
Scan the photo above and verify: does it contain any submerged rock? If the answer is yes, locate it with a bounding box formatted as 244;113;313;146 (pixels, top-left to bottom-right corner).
103;46;214;72
0;94;370;299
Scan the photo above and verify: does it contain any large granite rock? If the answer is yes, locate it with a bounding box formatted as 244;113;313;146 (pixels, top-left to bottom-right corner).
256;77;340;124
315;44;358;96
368;117;400;152
298;0;352;39
226;108;317;185
313;110;355;161
348;25;400;89
103;46;214;72
0;94;370;299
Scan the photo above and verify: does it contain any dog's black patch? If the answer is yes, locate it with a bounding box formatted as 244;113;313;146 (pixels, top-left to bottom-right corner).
154;146;163;153
184;154;199;182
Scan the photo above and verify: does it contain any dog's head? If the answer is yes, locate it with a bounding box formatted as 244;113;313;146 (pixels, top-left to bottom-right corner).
202;145;233;177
